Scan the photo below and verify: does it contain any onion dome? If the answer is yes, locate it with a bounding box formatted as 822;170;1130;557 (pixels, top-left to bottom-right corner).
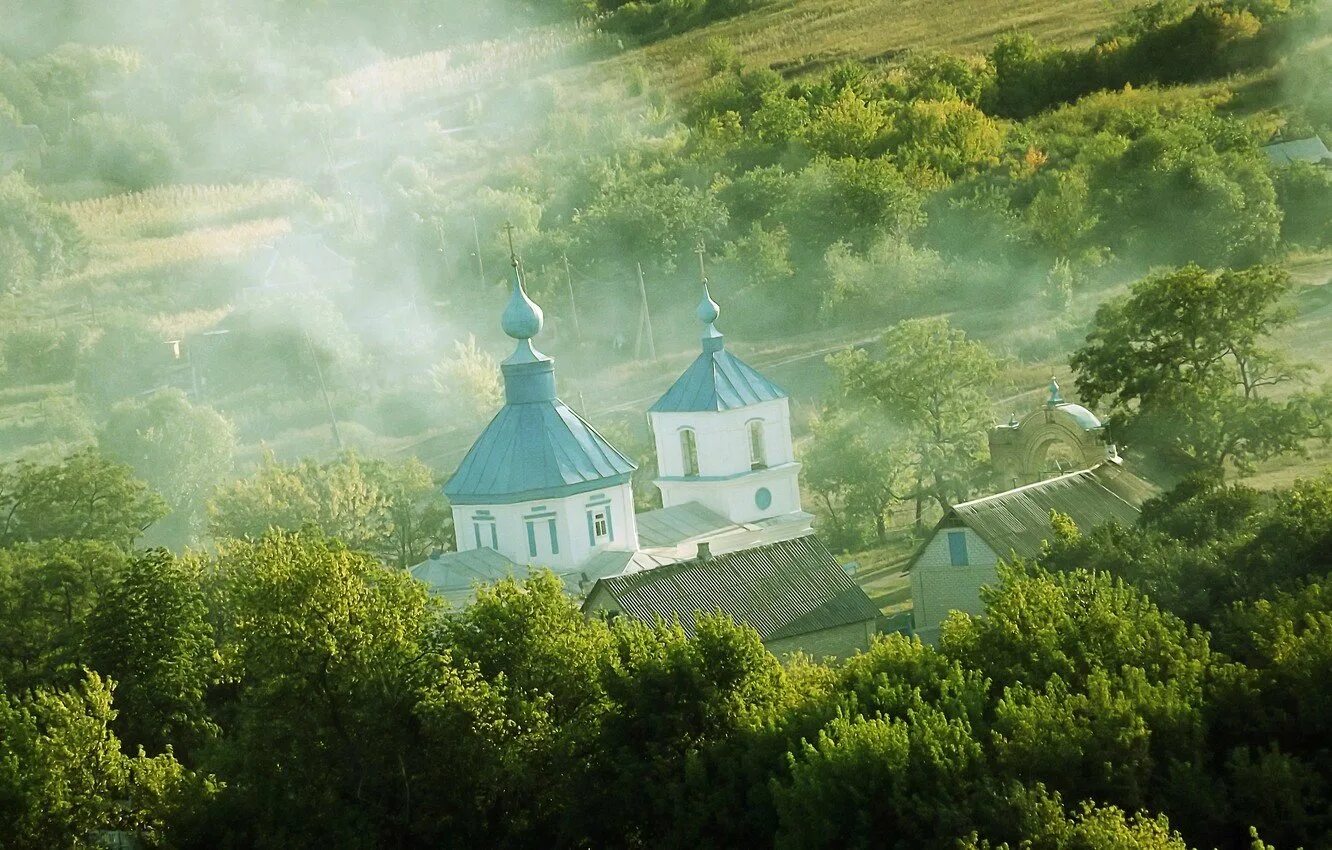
502;266;543;341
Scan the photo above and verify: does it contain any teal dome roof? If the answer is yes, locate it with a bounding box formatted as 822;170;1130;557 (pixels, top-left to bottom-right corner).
444;260;637;505
444;399;636;505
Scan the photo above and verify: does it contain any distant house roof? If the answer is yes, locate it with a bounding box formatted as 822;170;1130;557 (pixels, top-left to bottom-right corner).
1263;136;1332;166
443;399;636;504
650;345;787;413
926;464;1152;564
584;534;879;641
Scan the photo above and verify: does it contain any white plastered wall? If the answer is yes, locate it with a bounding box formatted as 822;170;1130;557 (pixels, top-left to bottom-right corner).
451;481;639;571
650;398;802;523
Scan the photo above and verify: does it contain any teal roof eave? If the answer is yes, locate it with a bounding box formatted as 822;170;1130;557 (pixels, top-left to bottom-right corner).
443;397;638;504
446;471;633;505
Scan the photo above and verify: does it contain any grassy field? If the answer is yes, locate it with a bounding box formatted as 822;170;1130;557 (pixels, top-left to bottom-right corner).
557;0;1138;95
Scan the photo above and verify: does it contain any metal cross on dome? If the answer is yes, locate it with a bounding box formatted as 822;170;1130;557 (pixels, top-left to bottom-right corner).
695;240;708;284
503;221;519;269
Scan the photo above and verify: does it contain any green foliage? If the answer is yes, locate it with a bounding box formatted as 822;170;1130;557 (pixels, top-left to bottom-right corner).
1072;264;1329;472
587;0;774;41
98;389;236;544
0;449;166;549
831;317;1000;528
0;672;210;850
206;532;447;846
804;408;910;547
0;172;84;294
208;449;449;568
0;540;128;692
85;550;215;755
51;113;182;192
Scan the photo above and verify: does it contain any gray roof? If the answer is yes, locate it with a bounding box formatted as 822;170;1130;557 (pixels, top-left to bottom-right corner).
585;534;879;641
634;501;735;547
938;464;1149;562
650;346;787;413
1263;136;1332;165
443;399;636;504
410;547;518;605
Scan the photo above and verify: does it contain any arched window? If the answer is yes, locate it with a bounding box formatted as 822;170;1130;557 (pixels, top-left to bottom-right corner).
680;428;699;477
748;420;766;469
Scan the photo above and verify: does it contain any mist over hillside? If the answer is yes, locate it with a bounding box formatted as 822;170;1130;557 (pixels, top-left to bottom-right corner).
3;0;1332;848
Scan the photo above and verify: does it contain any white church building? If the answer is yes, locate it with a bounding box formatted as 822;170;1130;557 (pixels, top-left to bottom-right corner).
414;258;813;605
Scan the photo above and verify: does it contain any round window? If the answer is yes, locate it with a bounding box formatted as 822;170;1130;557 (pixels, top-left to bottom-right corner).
755;487;772;510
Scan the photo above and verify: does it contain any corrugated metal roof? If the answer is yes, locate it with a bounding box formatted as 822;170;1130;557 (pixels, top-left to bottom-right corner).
946;465;1144;560
650;346;787;413
1263;136;1332;165
586;534;879;641
635;501;736;547
444;398;636;504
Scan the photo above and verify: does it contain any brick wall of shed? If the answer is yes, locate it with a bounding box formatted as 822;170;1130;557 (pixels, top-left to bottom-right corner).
910;528;999;645
765;618;876;661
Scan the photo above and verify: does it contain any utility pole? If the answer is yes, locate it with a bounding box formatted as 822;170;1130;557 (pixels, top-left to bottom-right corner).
636;261;657;361
471;214;486;288
304;329;343;450
563;254;582;344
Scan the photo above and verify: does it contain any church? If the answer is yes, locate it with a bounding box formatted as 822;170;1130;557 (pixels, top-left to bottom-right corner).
411;254;882;656
414;256;820;588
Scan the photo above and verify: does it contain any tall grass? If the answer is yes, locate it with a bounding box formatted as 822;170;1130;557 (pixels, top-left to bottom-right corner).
62;180;306;242
329;23;613;104
64;218;292;286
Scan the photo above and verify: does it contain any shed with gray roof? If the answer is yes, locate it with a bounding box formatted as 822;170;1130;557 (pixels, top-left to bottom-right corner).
583;534;880;658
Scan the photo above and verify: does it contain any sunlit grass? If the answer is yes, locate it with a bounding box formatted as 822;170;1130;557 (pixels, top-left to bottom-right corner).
63;218;292;287
553;0;1143;97
62;180;307;242
329;23;609;105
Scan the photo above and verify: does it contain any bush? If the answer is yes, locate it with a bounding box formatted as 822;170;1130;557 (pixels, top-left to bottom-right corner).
53;113;182;191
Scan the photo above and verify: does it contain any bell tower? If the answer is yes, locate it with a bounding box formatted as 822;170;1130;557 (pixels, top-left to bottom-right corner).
648;254;802;524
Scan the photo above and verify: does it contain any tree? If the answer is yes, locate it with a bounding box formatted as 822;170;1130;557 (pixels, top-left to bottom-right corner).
830;317;999;529
0;449;166;549
98;389;236;545
1071;264;1329;472
0;172;84;295
0;672;210;850
85;550;216;756
207;532;448;847
0;540;128;692
430;334;503;429
804;409;910;547
208;450;450;568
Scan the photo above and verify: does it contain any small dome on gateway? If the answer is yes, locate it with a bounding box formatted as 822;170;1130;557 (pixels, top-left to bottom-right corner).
1055;403;1102;431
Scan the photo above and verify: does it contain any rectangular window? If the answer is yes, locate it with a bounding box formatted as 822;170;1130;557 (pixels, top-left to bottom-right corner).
548;520;559;555
947;530;969;567
594;511;608;539
473;523;482;549
526;521;537;558
489;523;498;550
